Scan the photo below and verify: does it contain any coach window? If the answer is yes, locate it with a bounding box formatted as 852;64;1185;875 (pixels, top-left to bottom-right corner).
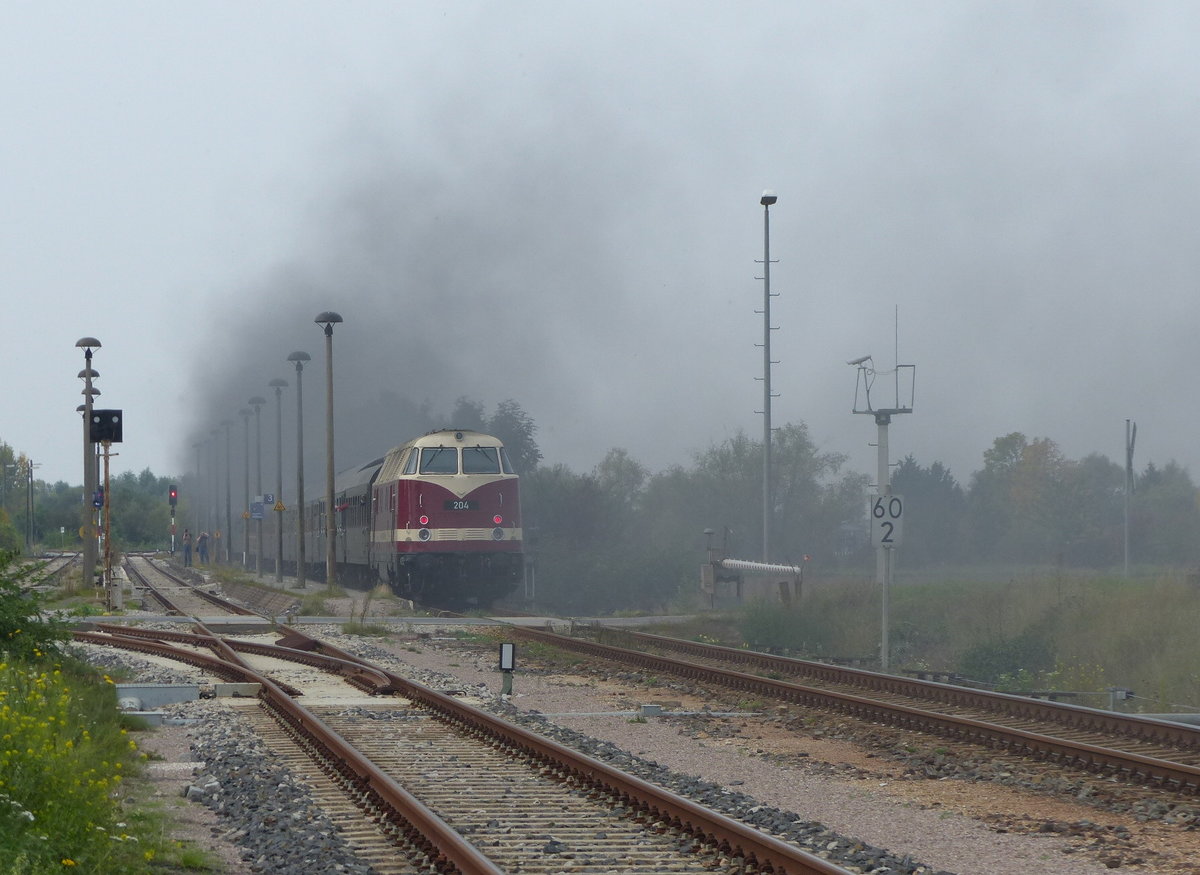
420;446;458;474
463;446;500;474
402;449;418;475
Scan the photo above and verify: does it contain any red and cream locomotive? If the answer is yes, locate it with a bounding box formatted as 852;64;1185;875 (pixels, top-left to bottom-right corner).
282;428;523;608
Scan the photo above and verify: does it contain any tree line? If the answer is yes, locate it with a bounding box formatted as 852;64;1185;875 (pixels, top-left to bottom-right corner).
0;440;178;555
4;414;1199;613
892;431;1200;567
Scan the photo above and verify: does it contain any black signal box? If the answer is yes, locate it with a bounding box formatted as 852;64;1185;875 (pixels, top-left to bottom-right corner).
89;409;123;443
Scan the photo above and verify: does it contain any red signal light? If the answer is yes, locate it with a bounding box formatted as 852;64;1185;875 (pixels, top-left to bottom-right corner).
493;515;503;525
419;515;429;526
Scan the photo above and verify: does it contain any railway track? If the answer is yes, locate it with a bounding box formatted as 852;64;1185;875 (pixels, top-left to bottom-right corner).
77;623;857;874
122;555;258;618
506;624;1200;797
14;552;78;590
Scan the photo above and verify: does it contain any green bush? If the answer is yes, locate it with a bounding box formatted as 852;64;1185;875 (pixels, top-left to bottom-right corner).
0;553;70;663
0;659;154;872
958;630;1056;685
0;550;213;872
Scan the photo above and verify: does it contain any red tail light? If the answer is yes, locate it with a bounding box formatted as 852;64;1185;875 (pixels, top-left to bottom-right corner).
419;515;429;526
493;515;503;525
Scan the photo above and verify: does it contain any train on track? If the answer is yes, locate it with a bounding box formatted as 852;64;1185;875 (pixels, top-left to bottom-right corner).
279;428;523;609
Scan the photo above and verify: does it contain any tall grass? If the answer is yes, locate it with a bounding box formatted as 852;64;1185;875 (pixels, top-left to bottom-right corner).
735;570;1200;712
0;660;156;872
0;551;211;872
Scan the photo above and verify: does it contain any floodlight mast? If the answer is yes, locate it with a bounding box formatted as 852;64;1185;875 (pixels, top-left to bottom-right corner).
756;190;779;563
849;353;916;672
1124;419;1136;577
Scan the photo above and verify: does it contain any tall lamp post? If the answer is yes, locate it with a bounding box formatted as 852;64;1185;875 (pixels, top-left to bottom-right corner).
269;378;288;583
240;407;252;566
24;460;39;551
249;396;267;577
76;337;101;587
288;351;311;588
222;419;233;564
209;429;220;543
192;440;203;535
757;191;778;563
315;312;342;587
1124;419;1137;578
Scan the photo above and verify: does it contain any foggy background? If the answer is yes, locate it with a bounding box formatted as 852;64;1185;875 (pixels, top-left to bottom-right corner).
6;3;1199;495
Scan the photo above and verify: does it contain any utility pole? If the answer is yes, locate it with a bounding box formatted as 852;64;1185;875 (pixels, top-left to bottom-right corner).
1124;419;1136;577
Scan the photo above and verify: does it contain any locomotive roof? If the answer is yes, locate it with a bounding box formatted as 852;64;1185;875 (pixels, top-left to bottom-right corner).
334;430;507;494
410;428;504;447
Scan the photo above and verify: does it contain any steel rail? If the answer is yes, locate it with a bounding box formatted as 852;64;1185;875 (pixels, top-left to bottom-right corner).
508;626;1200;794
83;622;393;695
84;627;856;873
124;557;259;616
589;625;1200;752
74;629;507;874
273;627;852;874
121;560;186;615
73;630;264;687
79;624;308;698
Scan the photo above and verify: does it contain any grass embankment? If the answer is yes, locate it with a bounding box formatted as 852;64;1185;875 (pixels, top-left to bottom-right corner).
706;570;1200;713
1;554;217;873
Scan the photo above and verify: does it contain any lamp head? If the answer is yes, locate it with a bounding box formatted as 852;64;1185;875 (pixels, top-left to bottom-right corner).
760;190;778;206
315;311;343;335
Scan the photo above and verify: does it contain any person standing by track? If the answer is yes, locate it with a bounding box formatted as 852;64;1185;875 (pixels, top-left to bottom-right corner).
197;531;209;564
182;529;193;567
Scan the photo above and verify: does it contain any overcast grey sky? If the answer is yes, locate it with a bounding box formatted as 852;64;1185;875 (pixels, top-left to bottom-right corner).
5;2;1199;492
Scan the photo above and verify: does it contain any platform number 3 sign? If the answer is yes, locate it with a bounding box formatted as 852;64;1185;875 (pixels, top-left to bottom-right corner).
871;494;904;548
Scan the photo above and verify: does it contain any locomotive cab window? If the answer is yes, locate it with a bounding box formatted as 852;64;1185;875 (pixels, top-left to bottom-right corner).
500;448;515;474
462;446;500;474
402;449;419;475
420;446;458;474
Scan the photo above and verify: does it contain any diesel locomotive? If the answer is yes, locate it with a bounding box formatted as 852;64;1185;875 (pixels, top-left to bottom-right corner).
280;428;523;608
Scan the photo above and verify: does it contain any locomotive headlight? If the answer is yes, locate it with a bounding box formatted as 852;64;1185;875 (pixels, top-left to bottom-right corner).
492;527;505;541
419;515;429;526
493;515;503;525
419;528;432;541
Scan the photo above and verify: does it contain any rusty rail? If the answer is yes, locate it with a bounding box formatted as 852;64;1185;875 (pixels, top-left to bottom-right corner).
508;625;1200;794
123;557;259;616
275;627;851;874
590;626;1200;752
